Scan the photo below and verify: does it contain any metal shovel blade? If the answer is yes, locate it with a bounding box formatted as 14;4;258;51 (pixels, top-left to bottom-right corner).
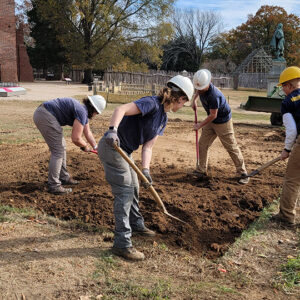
113;144;187;224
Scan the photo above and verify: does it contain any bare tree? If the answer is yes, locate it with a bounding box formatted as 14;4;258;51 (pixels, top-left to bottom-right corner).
163;9;223;71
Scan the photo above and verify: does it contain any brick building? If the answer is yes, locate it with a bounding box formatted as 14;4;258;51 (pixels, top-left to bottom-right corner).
0;0;33;82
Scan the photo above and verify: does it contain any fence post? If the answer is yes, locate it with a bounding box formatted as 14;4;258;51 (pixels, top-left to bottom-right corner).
152;83;156;96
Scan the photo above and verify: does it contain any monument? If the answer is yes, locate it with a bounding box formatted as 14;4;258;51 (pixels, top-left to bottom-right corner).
267;23;286;98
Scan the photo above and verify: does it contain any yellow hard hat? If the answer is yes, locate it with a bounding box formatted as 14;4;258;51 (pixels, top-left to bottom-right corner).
277;66;300;86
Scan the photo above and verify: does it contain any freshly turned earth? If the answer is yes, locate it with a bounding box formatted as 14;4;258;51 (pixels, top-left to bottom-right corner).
0;120;285;258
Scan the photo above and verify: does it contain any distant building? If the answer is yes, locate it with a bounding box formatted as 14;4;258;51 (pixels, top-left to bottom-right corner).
0;0;33;82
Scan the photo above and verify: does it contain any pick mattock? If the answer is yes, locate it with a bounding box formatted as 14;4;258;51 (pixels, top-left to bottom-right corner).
194;108;200;168
113;144;186;224
247;156;281;178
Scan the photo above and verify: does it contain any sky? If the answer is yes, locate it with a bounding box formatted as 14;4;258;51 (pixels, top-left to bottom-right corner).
175;0;300;30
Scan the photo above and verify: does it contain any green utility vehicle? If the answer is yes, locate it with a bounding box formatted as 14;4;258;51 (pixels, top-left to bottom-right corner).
241;86;285;126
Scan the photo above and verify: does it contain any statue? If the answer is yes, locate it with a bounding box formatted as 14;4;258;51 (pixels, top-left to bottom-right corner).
270;23;285;61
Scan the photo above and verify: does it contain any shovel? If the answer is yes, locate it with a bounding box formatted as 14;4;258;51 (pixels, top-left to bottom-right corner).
194;108;200;168
247;156;281;178
91;147;186;224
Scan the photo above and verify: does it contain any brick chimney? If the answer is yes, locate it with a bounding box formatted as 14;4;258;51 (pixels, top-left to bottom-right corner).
0;0;18;82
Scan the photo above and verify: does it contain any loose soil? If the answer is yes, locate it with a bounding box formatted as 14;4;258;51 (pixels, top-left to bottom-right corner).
0;118;286;259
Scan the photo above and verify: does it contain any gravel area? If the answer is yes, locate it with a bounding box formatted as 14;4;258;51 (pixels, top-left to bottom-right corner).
1;81;90;101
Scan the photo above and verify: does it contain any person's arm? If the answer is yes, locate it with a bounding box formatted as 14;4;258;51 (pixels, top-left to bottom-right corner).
142;135;159;169
83;123;97;149
281;112;297;160
191;90;199;111
72;119;90;150
141;135;159;186
109;102;141;128
194;109;218;131
104;102;142;146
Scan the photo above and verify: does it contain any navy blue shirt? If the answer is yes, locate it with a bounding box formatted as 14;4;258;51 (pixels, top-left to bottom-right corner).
43;97;88;126
281;88;300;134
118;96;167;154
198;83;231;124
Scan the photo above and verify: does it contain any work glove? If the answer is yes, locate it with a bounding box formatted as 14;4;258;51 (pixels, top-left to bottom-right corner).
80;145;91;152
142;168;152;188
104;129;120;146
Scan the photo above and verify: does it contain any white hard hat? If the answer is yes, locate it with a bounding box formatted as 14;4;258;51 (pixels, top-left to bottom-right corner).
193;69;211;90
87;95;106;114
167;75;194;101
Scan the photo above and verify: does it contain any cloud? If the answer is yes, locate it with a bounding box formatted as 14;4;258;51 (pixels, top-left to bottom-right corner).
175;0;299;30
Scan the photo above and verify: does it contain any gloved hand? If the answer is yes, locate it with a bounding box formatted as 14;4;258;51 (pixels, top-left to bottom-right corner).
142;168;152;188
80;145;91;152
104;129;120;146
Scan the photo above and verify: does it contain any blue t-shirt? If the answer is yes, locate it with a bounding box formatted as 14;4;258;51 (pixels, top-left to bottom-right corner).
199;83;231;124
118;96;168;154
281;88;300;134
43;97;88;126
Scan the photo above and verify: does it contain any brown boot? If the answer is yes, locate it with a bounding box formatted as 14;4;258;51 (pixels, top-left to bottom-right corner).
61;178;78;185
111;247;145;261
132;227;156;237
270;213;295;228
48;186;72;195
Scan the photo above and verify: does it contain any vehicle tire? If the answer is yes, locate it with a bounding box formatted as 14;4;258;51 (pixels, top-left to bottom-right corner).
270;112;283;126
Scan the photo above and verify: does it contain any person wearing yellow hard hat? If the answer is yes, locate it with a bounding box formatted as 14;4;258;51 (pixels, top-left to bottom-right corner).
270;66;300;227
33;95;106;195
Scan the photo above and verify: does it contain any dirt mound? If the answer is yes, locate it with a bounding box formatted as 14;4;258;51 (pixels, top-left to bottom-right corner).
0;122;285;258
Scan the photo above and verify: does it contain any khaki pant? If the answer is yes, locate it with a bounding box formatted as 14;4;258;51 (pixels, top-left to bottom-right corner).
279;136;300;223
33;105;70;188
198;119;246;175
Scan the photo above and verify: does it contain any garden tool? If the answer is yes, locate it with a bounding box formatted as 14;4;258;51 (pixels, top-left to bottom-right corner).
113;144;186;224
246;156;281;178
90;147;185;223
194;108;200;168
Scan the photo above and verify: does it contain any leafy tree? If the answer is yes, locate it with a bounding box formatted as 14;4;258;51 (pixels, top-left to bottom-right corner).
210;5;300;67
161;9;223;72
27;1;67;77
32;0;174;83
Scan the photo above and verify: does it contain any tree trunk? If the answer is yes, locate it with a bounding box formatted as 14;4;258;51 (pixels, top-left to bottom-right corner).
83;68;93;84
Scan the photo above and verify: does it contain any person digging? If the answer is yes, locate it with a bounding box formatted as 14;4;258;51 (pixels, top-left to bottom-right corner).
33;95;106;195
97;75;194;261
191;69;249;184
270;66;300;228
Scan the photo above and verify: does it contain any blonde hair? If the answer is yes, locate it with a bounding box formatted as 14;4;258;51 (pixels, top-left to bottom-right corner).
158;87;188;106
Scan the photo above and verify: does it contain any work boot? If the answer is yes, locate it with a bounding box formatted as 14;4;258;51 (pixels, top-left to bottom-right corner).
192;169;208;179
132;227;156;237
48;186;72;195
270;213;295;228
61;178;78;185
238;173;250;184
111;247;145;261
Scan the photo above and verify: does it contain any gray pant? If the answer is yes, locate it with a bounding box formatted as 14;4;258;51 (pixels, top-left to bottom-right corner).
98;137;145;248
33;105;70;188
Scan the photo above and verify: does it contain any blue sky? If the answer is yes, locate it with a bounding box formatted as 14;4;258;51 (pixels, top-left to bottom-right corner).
175;0;300;30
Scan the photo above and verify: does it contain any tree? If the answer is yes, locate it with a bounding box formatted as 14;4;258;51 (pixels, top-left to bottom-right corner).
27;1;67;77
210;5;300;67
31;0;174;83
161;9;223;72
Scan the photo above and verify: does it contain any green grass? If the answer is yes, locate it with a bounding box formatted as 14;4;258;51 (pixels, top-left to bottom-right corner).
273;254;300;294
0;205;36;222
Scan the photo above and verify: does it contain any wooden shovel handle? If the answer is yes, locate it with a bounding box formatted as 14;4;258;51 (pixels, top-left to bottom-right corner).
249;156;281;177
113;144;168;214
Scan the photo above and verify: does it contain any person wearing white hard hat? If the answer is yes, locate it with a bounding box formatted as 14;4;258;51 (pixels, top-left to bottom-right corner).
191;69;249;184
98;75;193;261
270;66;300;227
33;95;106;195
